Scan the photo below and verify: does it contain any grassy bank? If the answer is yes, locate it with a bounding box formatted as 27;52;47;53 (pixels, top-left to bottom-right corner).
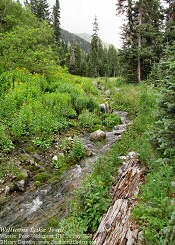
1;71;174;244
53;79;174;244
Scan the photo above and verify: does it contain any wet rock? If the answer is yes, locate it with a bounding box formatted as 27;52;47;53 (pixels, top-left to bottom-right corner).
4;186;10;195
15;179;26;191
113;129;125;135
67;136;74;142
171;181;175;187
90;130;106;141
99;85;105;90
33;154;42;161
113;125;125;131
86;150;93;157
100;102;109;113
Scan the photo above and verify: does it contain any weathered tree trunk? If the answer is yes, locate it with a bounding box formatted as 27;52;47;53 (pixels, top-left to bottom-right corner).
93;153;146;245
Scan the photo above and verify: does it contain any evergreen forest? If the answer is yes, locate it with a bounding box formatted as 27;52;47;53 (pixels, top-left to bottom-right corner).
0;0;175;244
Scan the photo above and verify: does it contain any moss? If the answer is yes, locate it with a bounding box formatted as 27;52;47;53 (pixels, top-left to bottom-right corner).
35;172;50;183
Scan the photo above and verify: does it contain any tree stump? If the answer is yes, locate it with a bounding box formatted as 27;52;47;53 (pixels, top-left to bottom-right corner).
93;153;146;245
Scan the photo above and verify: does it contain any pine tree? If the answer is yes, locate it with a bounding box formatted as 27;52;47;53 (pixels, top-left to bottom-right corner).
29;0;50;21
90;16;101;77
117;0;163;82
107;45;120;77
52;0;61;42
152;42;175;158
164;0;175;45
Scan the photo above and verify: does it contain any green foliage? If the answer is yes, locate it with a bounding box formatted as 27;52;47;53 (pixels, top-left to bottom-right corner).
113;84;140;115
71;137;86;162
53;154;66;170
56;217;90;244
161;211;175;245
33;136;54;149
150;42;175;158
0;0;38;32
0;124;14;152
0;68;101;152
133;164;174;244
0;22;57;73
102;113;122;130
117;0;163;82
78;110;101;131
74;177;111;232
35;172;50;182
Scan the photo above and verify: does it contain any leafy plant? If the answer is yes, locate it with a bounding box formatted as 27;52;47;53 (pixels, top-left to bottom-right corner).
71;137;86;162
74;177;111;232
78;109;101;130
0;124;14;152
53;154;66;169
102;113;122;130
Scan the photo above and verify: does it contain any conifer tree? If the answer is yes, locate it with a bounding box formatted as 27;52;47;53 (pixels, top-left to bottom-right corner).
90;16;101;77
164;0;175;45
117;0;163;82
152;42;175;158
29;0;50;21
52;0;61;42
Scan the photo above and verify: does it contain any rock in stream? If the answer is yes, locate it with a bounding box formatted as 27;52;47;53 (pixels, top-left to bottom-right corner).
0;111;131;241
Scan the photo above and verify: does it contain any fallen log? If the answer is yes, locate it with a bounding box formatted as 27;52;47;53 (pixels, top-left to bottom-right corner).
93;152;146;245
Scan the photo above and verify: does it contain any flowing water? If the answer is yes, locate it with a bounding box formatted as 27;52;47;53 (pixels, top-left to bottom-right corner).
0;111;131;240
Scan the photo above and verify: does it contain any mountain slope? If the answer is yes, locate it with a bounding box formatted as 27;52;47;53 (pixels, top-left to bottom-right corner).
76;33;92;43
60;29;91;53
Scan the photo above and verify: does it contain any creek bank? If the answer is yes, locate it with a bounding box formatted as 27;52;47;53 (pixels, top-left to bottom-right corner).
0;111;131;232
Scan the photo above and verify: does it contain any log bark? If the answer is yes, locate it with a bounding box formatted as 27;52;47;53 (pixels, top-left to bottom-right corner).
93;153;146;245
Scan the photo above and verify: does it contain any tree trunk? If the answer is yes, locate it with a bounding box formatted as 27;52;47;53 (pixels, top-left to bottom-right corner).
93;153;146;245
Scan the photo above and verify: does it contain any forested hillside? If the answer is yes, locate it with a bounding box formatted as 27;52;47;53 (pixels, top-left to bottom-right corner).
0;0;175;244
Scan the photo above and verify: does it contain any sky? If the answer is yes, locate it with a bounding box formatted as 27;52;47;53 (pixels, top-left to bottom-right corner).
20;0;123;47
48;0;123;48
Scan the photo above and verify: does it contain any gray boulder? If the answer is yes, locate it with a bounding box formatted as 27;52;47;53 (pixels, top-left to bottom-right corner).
90;130;106;141
15;179;26;191
100;102;109;113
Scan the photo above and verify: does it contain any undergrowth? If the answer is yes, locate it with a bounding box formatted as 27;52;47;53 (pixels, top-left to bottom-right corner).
48;80;174;244
1;72;174;244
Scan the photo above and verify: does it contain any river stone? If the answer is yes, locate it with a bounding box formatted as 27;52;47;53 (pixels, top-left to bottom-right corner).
99;102;109;113
113;129;125;135
15;179;26;191
90;130;106;141
4;186;10;195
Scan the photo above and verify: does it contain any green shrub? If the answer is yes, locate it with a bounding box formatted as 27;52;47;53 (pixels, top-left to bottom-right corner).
78;109;101;130
53;154;66;169
33;136;54;149
161;211;175;245
133;164;174;244
71;137;86;162
0;124;14;152
102;113;122;130
74;177;111;232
